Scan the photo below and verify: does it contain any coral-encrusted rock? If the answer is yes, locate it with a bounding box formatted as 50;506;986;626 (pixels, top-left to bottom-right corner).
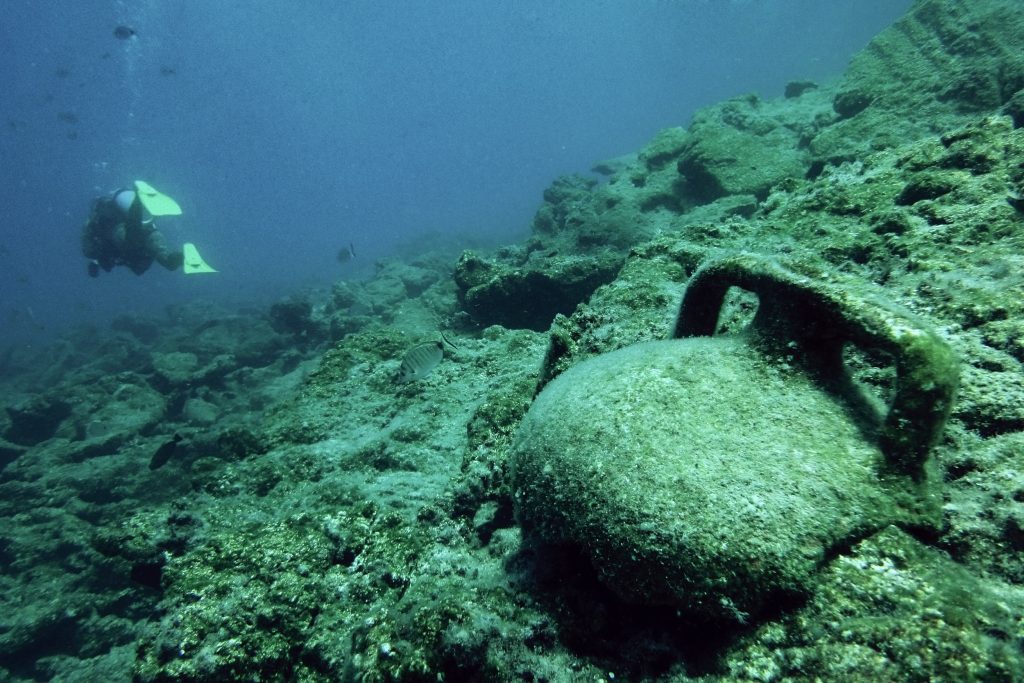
812;0;1024;161
676;92;831;201
151;351;200;386
637;126;688;170
454;250;622;331
529;175;599;236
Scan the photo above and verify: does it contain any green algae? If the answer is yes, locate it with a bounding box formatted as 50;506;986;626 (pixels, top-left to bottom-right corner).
1;1;1024;680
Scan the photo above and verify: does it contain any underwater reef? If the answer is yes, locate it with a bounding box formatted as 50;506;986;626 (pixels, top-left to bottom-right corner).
2;0;1024;680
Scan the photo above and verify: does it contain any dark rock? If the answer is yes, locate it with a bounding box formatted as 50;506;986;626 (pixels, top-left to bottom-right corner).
1005;510;1024;551
1003;88;1024;128
269;300;319;338
937;115;1009;173
216;428;269;461
895;172;958;204
591;153;636;176
455;251;623;331
833;89;872;119
785;80;818;98
541;174;597;206
870;210;914;235
532;175;599;235
4;395;72;446
63;432;128;464
129;560;164;590
637;127;688;170
472;500;514;546
453;251;497;292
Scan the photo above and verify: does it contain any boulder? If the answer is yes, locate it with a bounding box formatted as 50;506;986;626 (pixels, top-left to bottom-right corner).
4;395;72;446
455;250;623;331
676;92;827;202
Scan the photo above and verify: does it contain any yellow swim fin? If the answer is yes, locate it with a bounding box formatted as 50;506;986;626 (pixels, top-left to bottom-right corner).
133;180;182;216
182;242;217;274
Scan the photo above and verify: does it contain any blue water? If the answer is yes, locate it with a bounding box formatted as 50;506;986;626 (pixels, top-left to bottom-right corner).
0;0;911;345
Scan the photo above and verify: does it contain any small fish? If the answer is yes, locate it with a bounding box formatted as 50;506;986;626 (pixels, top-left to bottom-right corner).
398;341;445;383
337;242;355;264
113;25;136;40
149;433;182;470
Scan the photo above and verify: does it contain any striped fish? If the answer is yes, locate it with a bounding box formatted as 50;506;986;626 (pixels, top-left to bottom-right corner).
398;341;445;383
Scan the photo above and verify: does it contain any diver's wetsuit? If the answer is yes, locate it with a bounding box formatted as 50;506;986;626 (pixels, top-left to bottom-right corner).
81;192;183;276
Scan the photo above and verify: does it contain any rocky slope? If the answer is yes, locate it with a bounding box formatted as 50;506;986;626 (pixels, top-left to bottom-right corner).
1;0;1023;680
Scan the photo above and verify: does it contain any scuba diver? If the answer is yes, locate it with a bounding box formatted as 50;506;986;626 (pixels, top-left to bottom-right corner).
81;180;216;277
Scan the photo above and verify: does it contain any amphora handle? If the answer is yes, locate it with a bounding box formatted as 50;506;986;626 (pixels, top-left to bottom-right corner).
674;253;958;476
